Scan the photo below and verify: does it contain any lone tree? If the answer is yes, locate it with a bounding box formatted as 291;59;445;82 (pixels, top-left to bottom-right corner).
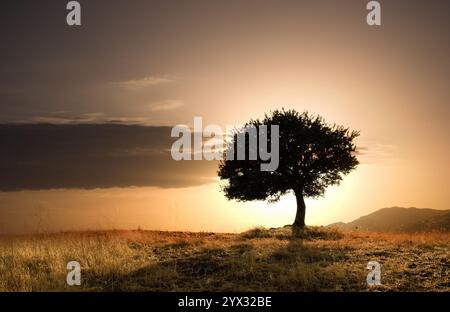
218;109;359;228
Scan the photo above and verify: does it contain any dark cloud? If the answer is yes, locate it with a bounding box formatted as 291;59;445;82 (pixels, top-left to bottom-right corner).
0;123;217;191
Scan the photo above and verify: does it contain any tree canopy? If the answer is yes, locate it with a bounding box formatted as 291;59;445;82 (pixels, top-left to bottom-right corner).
218;109;359;227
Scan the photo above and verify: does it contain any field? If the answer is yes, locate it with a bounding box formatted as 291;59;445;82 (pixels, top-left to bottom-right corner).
0;227;448;292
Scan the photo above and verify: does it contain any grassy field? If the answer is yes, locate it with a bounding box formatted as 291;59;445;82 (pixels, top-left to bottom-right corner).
0;227;448;292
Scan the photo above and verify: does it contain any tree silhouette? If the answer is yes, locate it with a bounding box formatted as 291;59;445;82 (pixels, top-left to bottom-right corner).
218;109;359;228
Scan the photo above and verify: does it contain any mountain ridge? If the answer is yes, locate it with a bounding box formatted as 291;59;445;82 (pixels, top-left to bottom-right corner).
329;207;450;232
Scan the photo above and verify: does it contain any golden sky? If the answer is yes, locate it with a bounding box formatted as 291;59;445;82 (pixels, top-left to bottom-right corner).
0;0;449;234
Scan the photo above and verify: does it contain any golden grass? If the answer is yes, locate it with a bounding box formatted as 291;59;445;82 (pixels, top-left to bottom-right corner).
0;227;448;292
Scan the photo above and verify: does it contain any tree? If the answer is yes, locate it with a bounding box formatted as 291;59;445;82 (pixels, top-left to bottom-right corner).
218;109;359;228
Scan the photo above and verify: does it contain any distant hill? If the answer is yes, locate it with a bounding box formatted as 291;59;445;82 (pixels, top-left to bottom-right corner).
330;207;450;232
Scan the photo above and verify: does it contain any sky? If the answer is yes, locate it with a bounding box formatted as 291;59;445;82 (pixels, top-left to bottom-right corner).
0;0;449;234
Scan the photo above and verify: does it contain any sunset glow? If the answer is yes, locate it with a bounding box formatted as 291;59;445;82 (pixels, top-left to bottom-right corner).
0;0;448;234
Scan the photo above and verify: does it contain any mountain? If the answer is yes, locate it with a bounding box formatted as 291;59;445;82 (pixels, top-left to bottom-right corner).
330;207;450;232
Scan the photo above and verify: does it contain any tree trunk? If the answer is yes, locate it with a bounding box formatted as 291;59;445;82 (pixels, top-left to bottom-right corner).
293;188;306;228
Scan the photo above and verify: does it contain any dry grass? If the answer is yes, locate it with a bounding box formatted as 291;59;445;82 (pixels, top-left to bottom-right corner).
0;227;448;292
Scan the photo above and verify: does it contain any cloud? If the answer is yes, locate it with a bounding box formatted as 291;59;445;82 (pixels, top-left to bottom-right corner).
114;76;175;91
149;99;184;111
30;112;105;124
0;124;217;191
28;112;153;125
356;143;400;164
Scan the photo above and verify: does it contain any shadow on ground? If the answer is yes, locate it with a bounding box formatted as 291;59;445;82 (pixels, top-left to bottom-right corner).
86;227;364;291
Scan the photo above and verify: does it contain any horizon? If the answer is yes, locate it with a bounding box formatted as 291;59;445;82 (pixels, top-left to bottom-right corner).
0;205;447;236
